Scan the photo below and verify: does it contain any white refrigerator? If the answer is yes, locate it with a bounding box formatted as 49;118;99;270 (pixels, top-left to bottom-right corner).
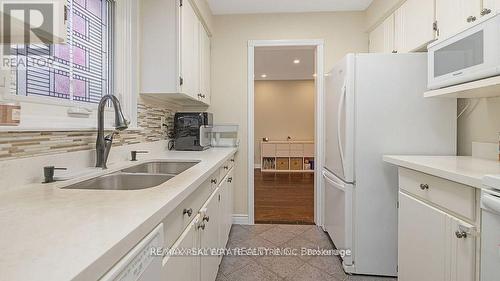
323;53;457;276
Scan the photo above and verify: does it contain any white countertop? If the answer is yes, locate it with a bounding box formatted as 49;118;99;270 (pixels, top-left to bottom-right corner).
0;147;237;281
383;155;500;188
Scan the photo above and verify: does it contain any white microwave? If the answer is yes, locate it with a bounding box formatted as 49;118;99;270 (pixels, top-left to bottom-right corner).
427;13;500;90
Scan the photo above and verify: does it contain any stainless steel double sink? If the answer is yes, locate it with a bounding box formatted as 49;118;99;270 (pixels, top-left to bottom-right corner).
62;161;200;190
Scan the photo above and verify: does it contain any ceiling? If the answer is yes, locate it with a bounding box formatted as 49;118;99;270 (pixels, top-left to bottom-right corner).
254;47;315;81
207;0;374;15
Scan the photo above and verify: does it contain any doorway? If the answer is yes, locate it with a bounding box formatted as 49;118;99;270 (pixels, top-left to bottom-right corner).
247;40;325;226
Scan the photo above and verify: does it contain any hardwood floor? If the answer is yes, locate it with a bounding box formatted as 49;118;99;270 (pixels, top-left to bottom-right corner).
254;169;314;224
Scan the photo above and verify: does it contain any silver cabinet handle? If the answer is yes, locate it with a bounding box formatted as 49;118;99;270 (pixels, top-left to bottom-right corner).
455;230;467;238
224;166;229;170
227;177;233;183
203;215;210;222
198;222;206;230
466;16;477;22
481;8;492;16
420;184;429;190
230;159;235;162
211;178;217;184
183;208;193;217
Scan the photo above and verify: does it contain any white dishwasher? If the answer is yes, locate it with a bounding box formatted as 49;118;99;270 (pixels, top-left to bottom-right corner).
480;180;500;281
100;223;164;281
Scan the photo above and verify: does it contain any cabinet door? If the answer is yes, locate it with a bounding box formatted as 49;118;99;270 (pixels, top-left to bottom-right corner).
436;0;481;39
395;0;436;53
369;14;395;53
220;169;234;248
199;190;220;281
449;217;475;281
398;192;448;281
199;22;211;105
180;0;200;99
482;0;500;15
162;215;201;281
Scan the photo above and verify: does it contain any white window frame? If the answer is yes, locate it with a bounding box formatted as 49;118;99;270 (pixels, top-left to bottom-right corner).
0;0;138;131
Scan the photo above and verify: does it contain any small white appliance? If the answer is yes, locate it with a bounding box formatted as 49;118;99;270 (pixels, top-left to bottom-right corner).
99;223;164;281
323;53;457;276
427;12;500;89
481;176;500;281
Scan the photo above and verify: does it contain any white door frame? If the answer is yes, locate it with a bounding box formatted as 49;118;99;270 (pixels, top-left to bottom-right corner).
247;39;325;226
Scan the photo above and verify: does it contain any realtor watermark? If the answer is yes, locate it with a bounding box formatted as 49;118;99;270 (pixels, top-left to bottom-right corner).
0;0;65;69
150;247;352;258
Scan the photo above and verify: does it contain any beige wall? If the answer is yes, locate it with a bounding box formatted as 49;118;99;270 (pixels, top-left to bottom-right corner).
254;80;315;165
210;12;368;215
458;97;500;156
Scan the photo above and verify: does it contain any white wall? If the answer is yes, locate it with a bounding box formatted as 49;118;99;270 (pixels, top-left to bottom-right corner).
254;80;315;165
458;97;500;156
210;12;368;215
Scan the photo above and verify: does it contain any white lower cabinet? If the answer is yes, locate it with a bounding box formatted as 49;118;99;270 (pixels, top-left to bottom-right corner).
218;168;234;258
399;191;476;281
162;156;235;281
162;216;201;281
199;189;221;281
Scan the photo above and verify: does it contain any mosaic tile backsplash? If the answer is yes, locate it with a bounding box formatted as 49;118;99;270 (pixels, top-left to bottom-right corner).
0;100;176;161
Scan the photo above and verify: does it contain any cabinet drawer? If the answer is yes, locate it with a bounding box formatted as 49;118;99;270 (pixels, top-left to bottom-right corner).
276;144;290;151
276;150;290;157
399;168;475;221
290;144;303;151
261;144;276;156
219;161;231;184
290;150;303;157
304;144;314;156
228;154;236;169
162;175;214;248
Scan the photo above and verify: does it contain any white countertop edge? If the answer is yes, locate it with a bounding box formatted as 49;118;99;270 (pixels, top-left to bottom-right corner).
383;155;485;188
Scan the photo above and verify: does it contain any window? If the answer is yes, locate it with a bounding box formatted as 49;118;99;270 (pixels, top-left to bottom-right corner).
9;0;113;104
0;0;138;130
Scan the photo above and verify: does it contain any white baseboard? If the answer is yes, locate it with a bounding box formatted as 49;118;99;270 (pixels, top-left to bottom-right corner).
232;214;249;225
254;164;261;169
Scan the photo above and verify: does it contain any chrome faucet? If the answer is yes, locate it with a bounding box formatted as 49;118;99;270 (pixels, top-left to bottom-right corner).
95;95;128;169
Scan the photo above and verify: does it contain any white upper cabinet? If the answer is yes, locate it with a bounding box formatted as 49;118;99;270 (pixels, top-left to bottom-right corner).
140;0;179;94
199;22;211;105
369;14;395;53
395;0;436;53
436;0;481;40
140;0;210;106
180;0;200;100
482;0;500;16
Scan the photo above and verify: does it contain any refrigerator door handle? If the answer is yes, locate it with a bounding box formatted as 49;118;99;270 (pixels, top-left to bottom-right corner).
337;81;347;174
323;171;346;192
